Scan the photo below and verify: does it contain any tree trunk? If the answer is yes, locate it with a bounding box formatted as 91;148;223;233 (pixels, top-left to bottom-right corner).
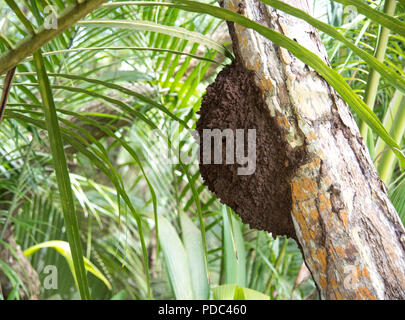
0;225;41;299
218;0;405;299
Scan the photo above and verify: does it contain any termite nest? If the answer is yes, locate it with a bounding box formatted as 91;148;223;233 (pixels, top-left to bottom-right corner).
196;60;307;240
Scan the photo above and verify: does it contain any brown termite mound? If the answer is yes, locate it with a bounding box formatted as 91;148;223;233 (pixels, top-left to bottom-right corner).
196;60;307;240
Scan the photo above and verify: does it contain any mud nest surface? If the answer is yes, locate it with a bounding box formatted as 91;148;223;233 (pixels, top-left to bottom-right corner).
196;61;306;240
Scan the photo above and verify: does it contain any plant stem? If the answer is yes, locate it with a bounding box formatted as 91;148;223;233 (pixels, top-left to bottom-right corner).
360;0;397;140
0;0;107;75
265;237;288;295
377;94;405;184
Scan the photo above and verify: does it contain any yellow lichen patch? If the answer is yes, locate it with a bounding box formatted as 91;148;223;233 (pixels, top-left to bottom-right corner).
362;267;370;279
281;114;290;128
235;23;246;34
305;129;317;142
256;81;265;93
358;287;377;300
315;248;327;273
297;201;310;217
317;148;325;161
292;198;318;243
340;211;349;230
322;176;331;187
291;175;318;203
335;291;343;300
228;0;237;12
291;174;323;243
291;205;311;243
326;213;334;229
254;60;261;72
318;193;331;213
334;246;346;259
256;76;273;93
306;156;321;169
309;209;319;221
245;62;252;72
302;177;318;196
291;180;307;202
262;77;273;91
330;278;338;289
319;275;327;290
356;266;361;279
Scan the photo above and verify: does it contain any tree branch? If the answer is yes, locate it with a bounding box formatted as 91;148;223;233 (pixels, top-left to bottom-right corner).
0;0;107;75
219;0;405;299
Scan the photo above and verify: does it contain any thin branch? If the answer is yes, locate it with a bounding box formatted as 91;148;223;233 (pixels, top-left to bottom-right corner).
0;0;107;75
0;66;16;125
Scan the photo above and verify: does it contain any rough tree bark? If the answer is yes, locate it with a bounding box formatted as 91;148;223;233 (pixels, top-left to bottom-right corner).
214;0;405;299
0;193;40;299
0;224;40;299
